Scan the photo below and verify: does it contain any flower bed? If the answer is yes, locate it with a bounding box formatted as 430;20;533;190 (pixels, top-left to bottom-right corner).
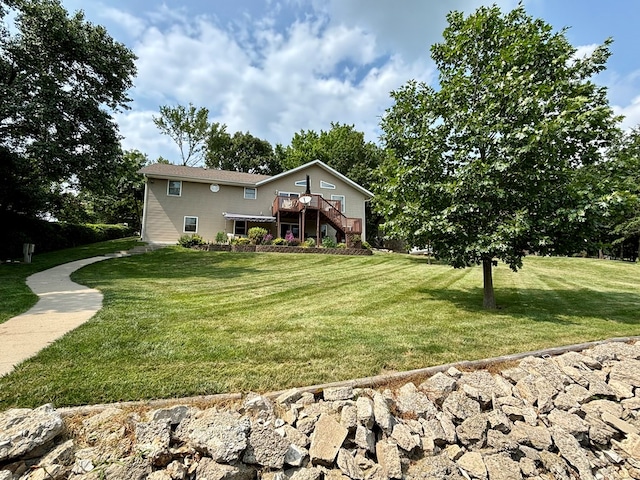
195;244;372;255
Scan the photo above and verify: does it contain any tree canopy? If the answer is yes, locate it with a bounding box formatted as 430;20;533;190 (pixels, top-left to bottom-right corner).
205;124;280;175
375;4;620;308
276;122;384;191
0;0;137;218
153;103;210;167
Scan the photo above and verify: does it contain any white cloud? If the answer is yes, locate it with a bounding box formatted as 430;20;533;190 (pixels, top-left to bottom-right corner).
613;95;640;131
112;3;434;162
574;43;599;59
101;7;146;35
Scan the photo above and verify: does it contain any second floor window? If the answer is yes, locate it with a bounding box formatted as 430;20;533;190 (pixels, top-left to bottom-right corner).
168;180;182;196
244;187;257;200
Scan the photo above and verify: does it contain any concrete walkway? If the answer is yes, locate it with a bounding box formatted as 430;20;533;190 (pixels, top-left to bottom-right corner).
0;256;111;377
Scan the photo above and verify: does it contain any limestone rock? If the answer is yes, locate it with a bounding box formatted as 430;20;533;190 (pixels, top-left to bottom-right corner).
539;451;571;480
355;396;374;428
354;425;375;453
601;411;640;435
395;383;438;419
195;458;256;480
149;405;192;426
581;399;623;419
518;356;569;391
324;387;354;401
442;391;480;423
486;429;518;451
457;451;487;480
284;444;308;467
309;414;348;466
550;425;595;480
455;414;488;447
243;424;290;469
509;422;552;451
375;441;402;479
554;384;591;410
584;342;640;363
277;389;303;405
547;409;589;440
135;420;172;466
609;359;640;388
286;467;323;480
243;394;275;417
458;370;510;405
175;410;250;463
39;439;75;467
501;405;537;426
420;372;457;405
372;392;394;433
340;405;357;431
0;405;64;463
483;452;522;480
390;423;420;452
336;449;364;480
276;424;310;448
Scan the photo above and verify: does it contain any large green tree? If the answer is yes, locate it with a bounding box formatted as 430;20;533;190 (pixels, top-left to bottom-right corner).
375;4;619;308
276;122;385;242
56;149;148;231
205;124;280;174
153;103;210;167
0;0;136;217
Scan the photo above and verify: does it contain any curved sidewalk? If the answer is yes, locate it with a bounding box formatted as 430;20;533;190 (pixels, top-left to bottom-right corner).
0;256;110;377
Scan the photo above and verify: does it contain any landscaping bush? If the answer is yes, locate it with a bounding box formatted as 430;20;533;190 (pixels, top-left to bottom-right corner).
263;233;273;245
322;237;337;248
248;227;268;245
215;231;227;244
362;240;372;250
0;213;134;259
337;242;347;249
273;237;287;246
301;238;316;248
178;234;206;248
231;237;251;245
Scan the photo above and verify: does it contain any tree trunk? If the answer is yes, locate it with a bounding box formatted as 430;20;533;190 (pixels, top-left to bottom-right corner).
482;257;497;309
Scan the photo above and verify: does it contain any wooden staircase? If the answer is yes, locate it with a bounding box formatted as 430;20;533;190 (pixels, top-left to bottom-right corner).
272;194;362;236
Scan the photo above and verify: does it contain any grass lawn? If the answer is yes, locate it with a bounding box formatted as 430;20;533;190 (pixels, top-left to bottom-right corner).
1;247;639;408
0;237;141;326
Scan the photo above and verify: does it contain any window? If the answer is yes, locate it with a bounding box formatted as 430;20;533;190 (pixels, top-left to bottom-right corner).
331;194;346;213
320;180;336;189
294;179;307;187
168;180;182;196
184;216;198;233
234;220;247;235
278;192;299;198
244;187;257;200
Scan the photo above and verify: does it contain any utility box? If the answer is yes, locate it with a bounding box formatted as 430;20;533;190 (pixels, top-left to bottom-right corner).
23;243;35;264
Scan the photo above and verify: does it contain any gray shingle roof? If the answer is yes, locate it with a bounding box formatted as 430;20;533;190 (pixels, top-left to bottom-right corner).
139;163;272;185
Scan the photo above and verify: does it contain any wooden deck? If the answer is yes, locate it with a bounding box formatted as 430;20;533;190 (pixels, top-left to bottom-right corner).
272;194;362;236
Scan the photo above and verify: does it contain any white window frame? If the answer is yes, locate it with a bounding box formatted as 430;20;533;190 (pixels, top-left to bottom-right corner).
320;180;336;189
278;192;300;198
244;187;257;200
168;180;182;196
184;216;198;233
294;179;307;187
331;194;346;213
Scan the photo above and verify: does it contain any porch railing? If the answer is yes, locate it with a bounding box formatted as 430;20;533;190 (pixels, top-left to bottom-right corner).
272;194;362;235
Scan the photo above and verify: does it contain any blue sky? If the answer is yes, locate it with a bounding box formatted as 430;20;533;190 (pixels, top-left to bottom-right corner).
57;0;640;162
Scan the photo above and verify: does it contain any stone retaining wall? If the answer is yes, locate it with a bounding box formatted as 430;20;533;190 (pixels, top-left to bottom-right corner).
194;245;373;255
2;341;640;479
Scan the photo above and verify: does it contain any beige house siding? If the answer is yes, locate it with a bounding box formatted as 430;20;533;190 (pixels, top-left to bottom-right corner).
143;179;275;243
140;161;371;244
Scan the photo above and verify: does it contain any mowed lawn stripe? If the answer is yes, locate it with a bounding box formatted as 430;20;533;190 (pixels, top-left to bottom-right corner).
0;249;638;408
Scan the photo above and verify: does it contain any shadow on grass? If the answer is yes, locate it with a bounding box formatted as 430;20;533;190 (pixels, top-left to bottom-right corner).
419;285;640;326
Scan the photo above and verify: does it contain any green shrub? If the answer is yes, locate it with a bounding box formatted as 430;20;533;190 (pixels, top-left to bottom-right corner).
302;238;316;248
231;237;251;245
215;231;227;244
178;234;206;248
273;237;287;246
248;227;268;245
362;240;372;250
0;214;134;259
337;242;347;249
322;237;337;248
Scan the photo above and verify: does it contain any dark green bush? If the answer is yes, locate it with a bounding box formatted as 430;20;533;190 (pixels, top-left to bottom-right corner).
0;213;134;259
178;234;206;248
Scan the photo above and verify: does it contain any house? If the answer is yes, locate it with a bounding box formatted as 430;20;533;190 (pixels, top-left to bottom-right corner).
138;160;373;245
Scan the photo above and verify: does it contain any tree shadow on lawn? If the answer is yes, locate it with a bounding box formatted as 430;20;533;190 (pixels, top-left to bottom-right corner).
419;285;640;326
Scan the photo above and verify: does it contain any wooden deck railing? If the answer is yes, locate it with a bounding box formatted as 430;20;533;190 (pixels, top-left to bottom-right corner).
272;194;362;235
